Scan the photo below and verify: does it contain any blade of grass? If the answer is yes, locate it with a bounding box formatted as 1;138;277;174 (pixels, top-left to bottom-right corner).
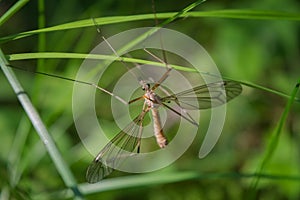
0;49;84;199
95;0;206;74
1;9;299;43
247;79;300;199
0;0;30;26
33;171;300;199
7;52;196;72
6;52;300;104
25;114;75;171
188;9;300;20
0;0;204;44
235;79;300;102
156;0;207;28
7;116;31;186
37;0;46;70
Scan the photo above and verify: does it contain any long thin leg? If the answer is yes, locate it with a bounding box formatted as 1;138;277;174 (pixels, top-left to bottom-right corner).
137;101;148;153
151;66;172;91
7;64;129;105
128;96;144;105
91;18;140;83
143;48;172;91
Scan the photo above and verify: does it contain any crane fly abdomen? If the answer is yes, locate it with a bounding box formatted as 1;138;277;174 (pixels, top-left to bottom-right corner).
143;86;168;148
151;108;168;148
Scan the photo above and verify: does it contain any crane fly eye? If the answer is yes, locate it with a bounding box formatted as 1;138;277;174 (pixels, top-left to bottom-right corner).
142;83;150;91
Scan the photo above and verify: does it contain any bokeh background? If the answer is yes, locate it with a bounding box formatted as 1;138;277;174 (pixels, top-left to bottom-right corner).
0;0;299;199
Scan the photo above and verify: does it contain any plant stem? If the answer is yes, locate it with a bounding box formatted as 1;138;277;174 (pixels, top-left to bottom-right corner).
0;48;84;199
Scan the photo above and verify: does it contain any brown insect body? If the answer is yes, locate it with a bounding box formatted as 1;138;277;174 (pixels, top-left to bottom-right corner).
142;83;168;148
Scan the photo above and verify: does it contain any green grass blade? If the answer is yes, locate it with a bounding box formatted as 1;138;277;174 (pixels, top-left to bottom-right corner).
157;0;207;27
0;0;205;43
100;0;206;69
0;0;30;26
1;9;299;43
7;52;196;72
37;0;46;70
0;49;84;199
248;79;300;199
33;171;300;199
7;52;300;104
7;116;31;186
235;80;300;103
188;9;300;20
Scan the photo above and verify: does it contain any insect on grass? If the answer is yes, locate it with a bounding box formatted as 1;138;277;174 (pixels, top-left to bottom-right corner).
83;9;242;183
6;0;242;184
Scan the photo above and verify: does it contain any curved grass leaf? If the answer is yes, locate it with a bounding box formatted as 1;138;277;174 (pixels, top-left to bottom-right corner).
1;9;299;43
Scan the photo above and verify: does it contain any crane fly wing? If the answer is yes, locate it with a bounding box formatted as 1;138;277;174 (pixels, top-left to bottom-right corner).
161;81;242;110
86;111;148;183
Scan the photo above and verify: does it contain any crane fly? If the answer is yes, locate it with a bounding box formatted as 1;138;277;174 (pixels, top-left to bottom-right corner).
84;1;243;183
1;0;243;186
6;53;242;184
86;64;242;183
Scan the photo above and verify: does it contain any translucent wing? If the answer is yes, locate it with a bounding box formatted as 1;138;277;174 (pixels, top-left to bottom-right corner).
86;110;148;183
161;81;242;110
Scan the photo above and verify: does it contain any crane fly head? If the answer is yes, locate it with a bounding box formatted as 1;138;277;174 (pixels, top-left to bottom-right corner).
140;80;151;91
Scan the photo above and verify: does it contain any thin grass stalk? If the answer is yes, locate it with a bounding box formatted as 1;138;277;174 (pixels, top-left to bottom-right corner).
33;171;300;199
37;0;46;70
0;0;30;26
248;79;300;199
7;116;31;186
1;9;299;43
0;48;84;199
7;52;300;104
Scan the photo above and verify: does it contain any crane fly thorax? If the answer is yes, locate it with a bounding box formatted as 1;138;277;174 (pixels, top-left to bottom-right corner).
143;87;162;108
142;82;161;108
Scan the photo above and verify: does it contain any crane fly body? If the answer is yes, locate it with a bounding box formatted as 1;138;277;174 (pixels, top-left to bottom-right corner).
141;81;168;148
85;2;242;184
85;63;243;183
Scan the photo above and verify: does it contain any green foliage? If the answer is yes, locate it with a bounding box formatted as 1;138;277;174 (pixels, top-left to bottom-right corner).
0;0;299;199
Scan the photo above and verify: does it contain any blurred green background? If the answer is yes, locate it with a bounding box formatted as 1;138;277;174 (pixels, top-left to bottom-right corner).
0;0;300;199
